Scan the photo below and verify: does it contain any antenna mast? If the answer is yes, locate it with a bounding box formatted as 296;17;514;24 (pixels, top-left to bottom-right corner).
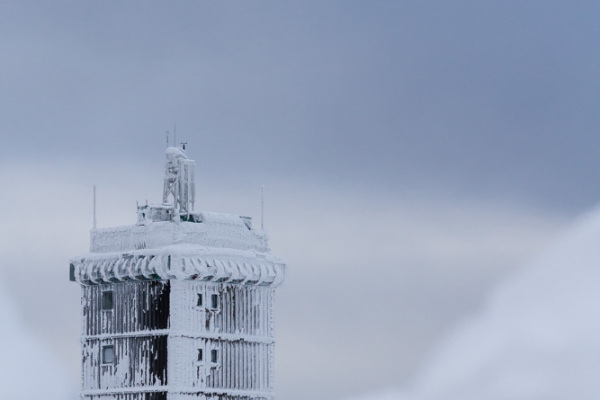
163;147;196;218
261;185;265;230
93;185;97;230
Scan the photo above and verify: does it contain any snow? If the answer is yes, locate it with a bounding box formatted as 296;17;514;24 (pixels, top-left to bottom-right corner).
0;277;73;399
80;149;282;287
165;146;189;160
71;244;285;287
91;212;269;253
350;205;600;400
78;208;284;287
162;146;195;214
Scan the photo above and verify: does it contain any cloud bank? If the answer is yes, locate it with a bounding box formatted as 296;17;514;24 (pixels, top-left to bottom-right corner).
349;205;600;400
0;275;73;399
0;160;566;400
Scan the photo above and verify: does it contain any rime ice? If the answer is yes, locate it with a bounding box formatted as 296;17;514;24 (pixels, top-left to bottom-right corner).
70;147;286;400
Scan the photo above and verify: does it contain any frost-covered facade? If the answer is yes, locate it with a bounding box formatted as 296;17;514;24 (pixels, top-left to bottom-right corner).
70;147;286;400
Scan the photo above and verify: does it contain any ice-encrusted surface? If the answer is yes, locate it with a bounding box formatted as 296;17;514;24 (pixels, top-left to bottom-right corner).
71;244;285;286
74;212;285;286
91;212;269;253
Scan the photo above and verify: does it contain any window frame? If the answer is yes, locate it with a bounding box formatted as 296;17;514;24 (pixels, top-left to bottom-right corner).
102;290;114;311
101;345;115;365
210;294;218;309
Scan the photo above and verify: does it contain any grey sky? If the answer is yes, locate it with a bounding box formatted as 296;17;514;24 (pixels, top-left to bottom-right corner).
2;1;600;211
0;2;599;400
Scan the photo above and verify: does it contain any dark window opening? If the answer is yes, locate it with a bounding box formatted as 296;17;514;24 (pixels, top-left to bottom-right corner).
211;294;218;309
197;349;203;362
211;349;218;363
197;294;203;307
102;291;114;310
102;345;115;364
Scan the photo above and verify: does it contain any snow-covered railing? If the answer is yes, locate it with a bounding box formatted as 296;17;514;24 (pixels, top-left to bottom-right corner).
90;212;269;253
70;246;285;287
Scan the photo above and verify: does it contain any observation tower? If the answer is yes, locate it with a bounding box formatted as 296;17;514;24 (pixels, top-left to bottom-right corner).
69;147;286;400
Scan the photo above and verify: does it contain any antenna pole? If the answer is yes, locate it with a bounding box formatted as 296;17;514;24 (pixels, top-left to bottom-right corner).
261;185;265;230
174;124;177;147
93;185;97;230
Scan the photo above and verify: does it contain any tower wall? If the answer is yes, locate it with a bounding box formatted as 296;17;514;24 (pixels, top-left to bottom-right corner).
81;281;170;399
82;281;170;336
79;279;277;400
169;281;273;336
168;281;275;398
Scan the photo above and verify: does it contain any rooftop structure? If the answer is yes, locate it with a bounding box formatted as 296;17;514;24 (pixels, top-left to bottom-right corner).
70;147;286;400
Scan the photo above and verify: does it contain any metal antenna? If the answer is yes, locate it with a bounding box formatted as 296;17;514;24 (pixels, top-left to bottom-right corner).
174;124;177;147
261;185;265;230
93;185;97;230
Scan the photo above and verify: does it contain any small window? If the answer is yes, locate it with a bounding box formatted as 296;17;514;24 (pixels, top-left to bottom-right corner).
102;345;115;364
197;349;203;362
102;291;113;310
197;294;203;307
211;349;218;363
69;263;76;281
211;294;218;309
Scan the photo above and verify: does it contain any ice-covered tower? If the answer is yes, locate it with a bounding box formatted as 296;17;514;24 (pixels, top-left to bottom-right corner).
69;147;286;400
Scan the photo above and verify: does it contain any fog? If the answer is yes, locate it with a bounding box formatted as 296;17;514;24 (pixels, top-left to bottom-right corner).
348;206;600;399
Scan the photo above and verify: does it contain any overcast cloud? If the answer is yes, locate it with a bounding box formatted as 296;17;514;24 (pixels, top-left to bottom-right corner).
0;2;598;399
0;162;565;400
344;205;600;400
2;2;600;210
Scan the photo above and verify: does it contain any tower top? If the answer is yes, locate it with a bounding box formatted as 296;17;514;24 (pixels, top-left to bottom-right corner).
134;147;196;224
162;146;195;215
70;146;284;287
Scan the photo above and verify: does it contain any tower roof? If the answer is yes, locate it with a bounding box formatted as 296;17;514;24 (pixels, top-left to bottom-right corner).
69;147;286;287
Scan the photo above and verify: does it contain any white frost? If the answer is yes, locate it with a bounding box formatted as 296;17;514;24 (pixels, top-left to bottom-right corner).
91;212;269;253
